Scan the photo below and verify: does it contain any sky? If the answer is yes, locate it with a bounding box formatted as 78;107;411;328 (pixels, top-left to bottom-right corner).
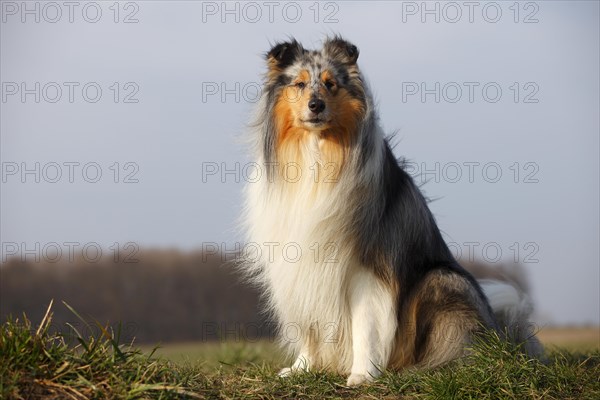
1;1;599;325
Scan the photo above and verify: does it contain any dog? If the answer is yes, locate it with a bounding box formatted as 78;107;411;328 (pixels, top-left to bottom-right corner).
241;36;542;386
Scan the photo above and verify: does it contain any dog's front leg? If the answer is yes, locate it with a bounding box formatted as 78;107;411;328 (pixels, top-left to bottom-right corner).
347;268;397;386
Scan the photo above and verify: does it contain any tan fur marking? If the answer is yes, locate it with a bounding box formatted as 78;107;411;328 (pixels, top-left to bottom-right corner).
273;85;310;168
296;69;310;85
320;70;337;90
389;270;484;370
318;88;365;175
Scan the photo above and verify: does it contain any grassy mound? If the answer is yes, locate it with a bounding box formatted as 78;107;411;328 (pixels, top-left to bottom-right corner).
1;302;598;399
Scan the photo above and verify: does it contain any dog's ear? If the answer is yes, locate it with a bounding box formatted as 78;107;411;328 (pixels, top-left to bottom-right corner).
266;39;303;71
324;36;359;65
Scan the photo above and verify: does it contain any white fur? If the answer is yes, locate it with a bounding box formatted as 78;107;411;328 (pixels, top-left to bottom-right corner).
347;268;397;385
242;97;394;384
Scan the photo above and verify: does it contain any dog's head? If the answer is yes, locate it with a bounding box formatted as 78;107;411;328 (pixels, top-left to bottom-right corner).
265;37;367;139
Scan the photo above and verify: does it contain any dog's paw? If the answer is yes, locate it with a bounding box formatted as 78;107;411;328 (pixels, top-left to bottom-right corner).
279;355;310;377
346;373;369;386
278;367;296;377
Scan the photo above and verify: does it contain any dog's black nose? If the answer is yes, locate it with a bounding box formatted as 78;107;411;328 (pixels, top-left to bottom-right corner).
308;98;325;114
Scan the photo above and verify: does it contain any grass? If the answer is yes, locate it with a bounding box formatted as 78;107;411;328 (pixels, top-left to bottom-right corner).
0;301;200;399
145;341;282;371
1;303;599;399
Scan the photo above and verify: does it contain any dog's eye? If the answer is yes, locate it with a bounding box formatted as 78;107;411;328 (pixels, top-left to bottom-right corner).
324;80;335;90
295;82;306;89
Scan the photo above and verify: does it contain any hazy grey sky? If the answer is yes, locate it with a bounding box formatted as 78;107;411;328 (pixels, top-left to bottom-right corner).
1;1;598;325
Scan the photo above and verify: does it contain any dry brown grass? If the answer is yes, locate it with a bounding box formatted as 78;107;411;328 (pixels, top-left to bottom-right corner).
538;327;600;352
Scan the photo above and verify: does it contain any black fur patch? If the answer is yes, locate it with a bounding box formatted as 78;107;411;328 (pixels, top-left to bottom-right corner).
266;40;303;70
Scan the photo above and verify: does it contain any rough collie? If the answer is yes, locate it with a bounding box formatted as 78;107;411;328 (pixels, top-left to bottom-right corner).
241;36;541;386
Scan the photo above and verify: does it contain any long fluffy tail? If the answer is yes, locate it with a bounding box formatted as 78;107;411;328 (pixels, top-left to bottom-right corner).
462;261;544;358
479;279;544;358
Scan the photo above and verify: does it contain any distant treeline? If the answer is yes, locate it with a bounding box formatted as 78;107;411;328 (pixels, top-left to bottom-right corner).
1;250;531;344
0;250;272;344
